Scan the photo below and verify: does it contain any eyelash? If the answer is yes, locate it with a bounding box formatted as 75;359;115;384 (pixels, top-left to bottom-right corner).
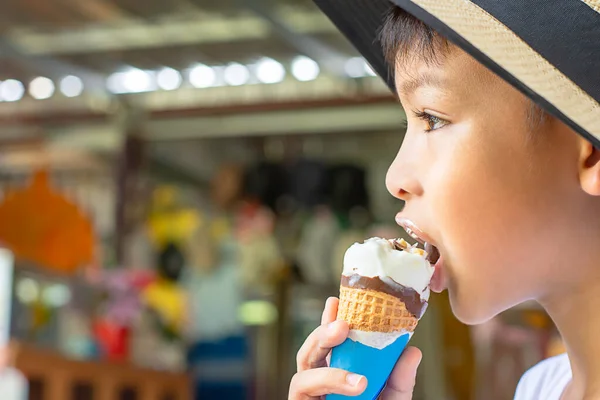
412;110;448;132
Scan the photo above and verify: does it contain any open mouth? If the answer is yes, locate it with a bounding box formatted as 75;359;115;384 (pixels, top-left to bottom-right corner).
395;217;440;265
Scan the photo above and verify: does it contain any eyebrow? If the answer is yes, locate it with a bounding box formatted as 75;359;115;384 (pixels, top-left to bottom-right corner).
397;73;445;97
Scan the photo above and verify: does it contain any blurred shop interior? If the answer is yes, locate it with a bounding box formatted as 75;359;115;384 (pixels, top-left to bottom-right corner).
0;0;564;399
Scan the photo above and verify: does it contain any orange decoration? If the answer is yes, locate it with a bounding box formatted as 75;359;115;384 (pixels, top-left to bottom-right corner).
0;170;95;274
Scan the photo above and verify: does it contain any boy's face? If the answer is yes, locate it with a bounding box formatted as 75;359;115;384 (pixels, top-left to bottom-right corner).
387;48;595;324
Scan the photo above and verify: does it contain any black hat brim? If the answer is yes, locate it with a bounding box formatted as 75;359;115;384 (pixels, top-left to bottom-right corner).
314;0;600;146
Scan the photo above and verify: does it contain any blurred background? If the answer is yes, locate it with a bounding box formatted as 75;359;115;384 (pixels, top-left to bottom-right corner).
0;0;564;399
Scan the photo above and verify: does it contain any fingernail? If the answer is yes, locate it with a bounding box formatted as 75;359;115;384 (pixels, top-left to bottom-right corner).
346;373;363;386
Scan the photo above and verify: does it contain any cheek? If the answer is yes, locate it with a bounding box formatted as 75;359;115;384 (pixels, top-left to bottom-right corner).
428;135;565;322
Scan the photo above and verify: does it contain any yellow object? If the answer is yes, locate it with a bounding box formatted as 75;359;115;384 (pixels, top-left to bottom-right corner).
147;186;202;248
152;186;178;209
210;217;231;242
413;248;426;256
547;335;567;357
148;209;201;247
433;290;475;400
142;279;187;331
31;300;52;333
523;310;551;329
238;300;278;326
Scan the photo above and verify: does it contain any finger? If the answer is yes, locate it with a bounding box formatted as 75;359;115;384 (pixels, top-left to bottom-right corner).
379;347;422;400
289;368;367;400
296;320;349;371
321;297;339;325
321;297;341;368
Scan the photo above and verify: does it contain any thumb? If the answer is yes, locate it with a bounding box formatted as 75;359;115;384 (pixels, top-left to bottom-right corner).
379;346;422;400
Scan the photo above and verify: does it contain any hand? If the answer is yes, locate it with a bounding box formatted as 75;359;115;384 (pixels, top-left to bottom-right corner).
289;297;422;400
378;346;422;400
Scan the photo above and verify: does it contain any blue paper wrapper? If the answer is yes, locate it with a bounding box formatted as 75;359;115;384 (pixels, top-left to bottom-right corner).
326;332;411;400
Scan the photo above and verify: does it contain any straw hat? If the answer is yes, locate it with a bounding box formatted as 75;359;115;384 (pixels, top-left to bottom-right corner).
314;0;600;146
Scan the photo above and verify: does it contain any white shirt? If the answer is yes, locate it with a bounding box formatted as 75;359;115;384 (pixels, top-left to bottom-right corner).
514;353;571;400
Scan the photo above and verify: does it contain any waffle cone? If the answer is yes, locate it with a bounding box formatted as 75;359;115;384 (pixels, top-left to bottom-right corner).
337;286;418;333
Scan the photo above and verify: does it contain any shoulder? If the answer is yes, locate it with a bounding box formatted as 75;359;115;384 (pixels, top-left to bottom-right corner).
514;354;571;400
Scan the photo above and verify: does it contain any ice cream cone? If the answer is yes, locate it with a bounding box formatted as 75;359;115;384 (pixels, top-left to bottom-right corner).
326;238;433;400
337;286;418;334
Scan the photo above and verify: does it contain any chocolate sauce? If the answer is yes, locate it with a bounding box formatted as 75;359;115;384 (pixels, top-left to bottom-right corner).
341;274;428;318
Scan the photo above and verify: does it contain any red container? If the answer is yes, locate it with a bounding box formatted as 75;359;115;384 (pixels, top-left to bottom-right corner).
93;319;130;361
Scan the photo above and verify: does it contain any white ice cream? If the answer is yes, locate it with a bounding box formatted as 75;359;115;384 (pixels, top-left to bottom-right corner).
342;237;434;349
348;330;414;349
342;237;434;301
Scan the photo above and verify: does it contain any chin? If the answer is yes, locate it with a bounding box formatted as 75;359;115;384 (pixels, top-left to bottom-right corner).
448;288;499;326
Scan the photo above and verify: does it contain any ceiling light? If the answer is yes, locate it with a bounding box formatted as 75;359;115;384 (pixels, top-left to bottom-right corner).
122;68;152;93
189;64;217;88
345;57;371;78
223;63;250;86
106;72;125;94
291;56;320;82
1;79;25;102
365;63;377;77
256;58;285;84
42;284;72;308
16;278;38;304
157;67;182;91
29;77;55;100
60;75;84;97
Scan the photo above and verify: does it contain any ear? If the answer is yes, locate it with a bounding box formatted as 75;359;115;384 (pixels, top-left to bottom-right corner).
579;140;600;196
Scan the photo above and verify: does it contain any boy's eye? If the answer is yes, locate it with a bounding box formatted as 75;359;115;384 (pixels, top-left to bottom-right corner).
413;110;449;132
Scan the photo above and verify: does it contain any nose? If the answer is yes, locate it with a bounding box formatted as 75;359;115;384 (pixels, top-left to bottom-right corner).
385;141;423;201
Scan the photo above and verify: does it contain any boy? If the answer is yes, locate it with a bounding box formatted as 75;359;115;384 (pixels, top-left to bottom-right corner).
289;1;600;399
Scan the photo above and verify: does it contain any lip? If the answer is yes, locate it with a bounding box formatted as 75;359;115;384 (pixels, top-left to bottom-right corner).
395;215;435;245
430;257;446;293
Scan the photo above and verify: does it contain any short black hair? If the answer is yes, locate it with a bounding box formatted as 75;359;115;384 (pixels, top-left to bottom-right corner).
379;6;548;130
379;6;450;67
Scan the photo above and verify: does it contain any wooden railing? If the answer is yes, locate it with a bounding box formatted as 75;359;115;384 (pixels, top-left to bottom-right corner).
12;343;192;400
